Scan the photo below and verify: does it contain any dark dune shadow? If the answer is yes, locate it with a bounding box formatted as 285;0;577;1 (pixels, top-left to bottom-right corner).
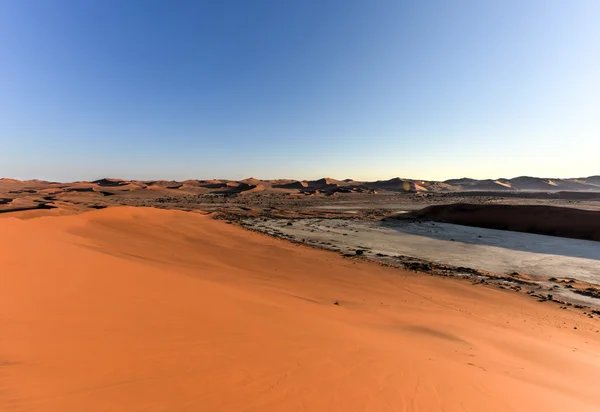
65;187;95;193
8;189;37;194
92;178;127;187
0;203;57;214
410;204;600;241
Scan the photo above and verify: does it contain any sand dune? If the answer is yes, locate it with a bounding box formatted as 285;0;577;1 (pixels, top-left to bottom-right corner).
240;177;264;186
1;206;599;411
91;178;127;187
273;180;308;189
412;203;600;241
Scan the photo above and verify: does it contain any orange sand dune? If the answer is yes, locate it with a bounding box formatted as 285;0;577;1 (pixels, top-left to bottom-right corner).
1;207;600;412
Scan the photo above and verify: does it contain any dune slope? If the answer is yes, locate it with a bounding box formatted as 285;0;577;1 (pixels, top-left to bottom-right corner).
1;207;600;412
413;203;600;241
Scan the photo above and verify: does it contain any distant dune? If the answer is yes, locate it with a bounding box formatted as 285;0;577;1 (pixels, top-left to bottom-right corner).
2;175;600;199
147;180;183;189
369;177;423;192
240;177;264;186
443;176;600;192
91;178;127;187
1;175;599;218
586;175;600;185
1;206;599;411
273;180;308;190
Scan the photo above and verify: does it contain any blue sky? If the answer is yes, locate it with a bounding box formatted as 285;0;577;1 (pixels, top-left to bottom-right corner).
1;0;598;181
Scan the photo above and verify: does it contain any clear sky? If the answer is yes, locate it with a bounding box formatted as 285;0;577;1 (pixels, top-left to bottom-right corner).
1;0;598;182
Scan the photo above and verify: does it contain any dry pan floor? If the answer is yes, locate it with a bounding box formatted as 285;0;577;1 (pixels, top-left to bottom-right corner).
1;207;600;412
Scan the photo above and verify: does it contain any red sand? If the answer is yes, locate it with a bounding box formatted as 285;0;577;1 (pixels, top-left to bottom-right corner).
1;207;600;411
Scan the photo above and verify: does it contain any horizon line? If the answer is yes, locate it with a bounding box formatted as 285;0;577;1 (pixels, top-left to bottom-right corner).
2;174;599;184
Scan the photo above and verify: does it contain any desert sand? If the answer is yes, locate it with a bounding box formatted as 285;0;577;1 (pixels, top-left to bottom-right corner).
2;206;600;411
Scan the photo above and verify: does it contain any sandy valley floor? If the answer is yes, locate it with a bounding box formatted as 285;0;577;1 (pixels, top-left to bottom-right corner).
2;207;600;411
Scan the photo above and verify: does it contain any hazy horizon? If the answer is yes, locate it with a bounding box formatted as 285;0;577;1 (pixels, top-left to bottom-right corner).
1;1;599;181
2;172;599;184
